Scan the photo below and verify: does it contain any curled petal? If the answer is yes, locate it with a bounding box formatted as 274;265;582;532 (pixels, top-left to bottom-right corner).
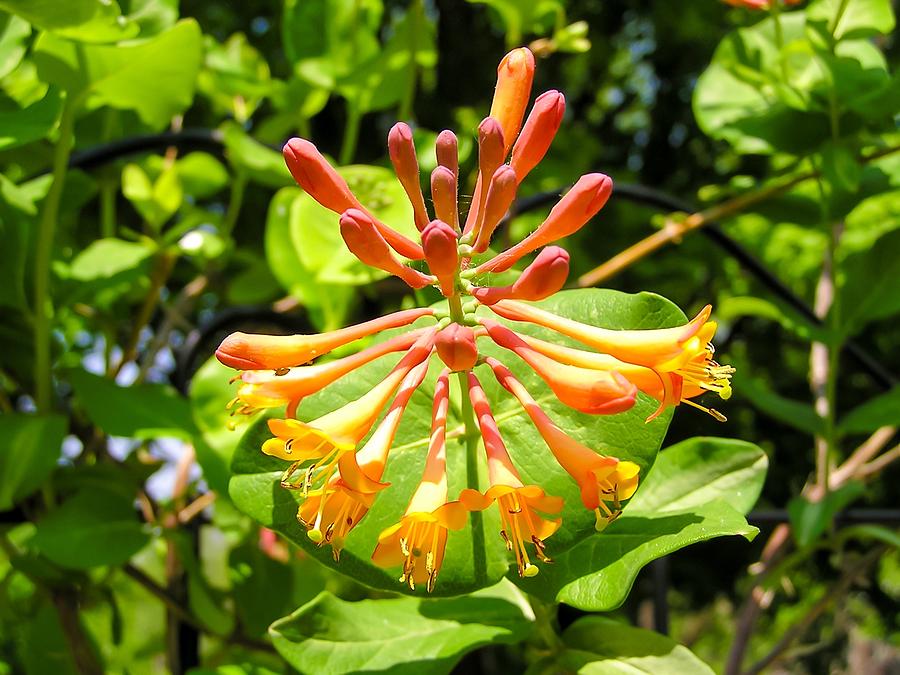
475;173;613;274
421;218;459;296
216;307;435;370
435;323;478;372
472;246;569;305
481;320;637;415
340;209;434;289
510;90;566;183
388;122;430;232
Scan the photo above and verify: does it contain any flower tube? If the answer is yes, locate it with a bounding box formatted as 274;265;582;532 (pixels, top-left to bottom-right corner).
372;370;469;591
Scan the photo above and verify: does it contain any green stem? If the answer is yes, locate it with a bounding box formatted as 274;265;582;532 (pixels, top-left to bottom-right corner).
769;0;789;82
339;103;362;166
221;172;247;236
528;595;565;656
449;293;488;583
34;97;76;413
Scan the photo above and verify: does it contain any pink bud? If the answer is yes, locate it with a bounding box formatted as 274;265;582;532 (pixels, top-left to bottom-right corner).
473;246;569;304
476;173;612;274
283;138;360;214
473;165;518;253
340;209;433;289
435;324;478;372
431;166;459;231
510;91;566;182
435;130;459;176
421;219;459;296
388;123;429;232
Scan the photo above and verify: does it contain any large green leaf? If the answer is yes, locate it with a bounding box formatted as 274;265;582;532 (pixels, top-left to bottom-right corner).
807;0;895;41
0;0;138;43
0;13;29;79
269;582;533;675
519;437;765;610
69;369;199;440
0;86;62;151
229;290;682;596
557;616;715;674
33;19;202;127
31;488;149;569
0;414;66;510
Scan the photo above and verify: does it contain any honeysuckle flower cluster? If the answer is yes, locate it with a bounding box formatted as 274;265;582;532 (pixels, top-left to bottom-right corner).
216;47;734;591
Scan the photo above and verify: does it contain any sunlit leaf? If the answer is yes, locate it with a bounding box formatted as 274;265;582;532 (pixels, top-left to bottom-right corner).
0;414;66;510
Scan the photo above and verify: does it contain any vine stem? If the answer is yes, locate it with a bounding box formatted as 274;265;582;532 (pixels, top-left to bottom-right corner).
448;293;488;582
33;97;76;413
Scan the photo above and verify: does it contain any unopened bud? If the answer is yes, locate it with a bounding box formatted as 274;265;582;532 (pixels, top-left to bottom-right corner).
435;130;459;176
283;138;360;214
340;209;433;289
510;90;566;182
489;47;535;154
431;166;459;230
473;246;570;304
421;219;459;296
388;122;429;231
473;165;518;253
435;323;478;372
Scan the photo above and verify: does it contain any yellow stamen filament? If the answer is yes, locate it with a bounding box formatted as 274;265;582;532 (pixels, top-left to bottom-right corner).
497;493;543;578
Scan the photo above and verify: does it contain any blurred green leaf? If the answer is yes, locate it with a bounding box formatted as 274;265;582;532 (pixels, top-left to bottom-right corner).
807;0;895;41
32;488;149;569
788;481;865;547
173;152;230;199
229;541;294;637
716;296;831;343
122;162;182;229
199;32;271;123
221;122;293;188
69;369;199;440
0;0;138;43
835;228;900;338
230;290;679;596
737;374;825;437
33;19;202;126
467;0;559;45
269;582;533;675
0;13;29;79
0;414;66;510
126;0;178;36
838;385;900;434
0;86;62;150
521;437;765;610
68;238;154;281
558;616;715;674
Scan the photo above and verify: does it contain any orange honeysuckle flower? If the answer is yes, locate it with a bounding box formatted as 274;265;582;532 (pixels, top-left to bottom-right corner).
372;370;469;591
474;173;613;274
431;167;459;232
487;357;640;529
485;300;733;419
723;0;802;9
283;138;424;260
216;307;434;371
464;117;507;240
232;328;431;417
435;323;478;372
339;209;435;289
295;356;433;555
435;130;459;176
421;219;459;296
481;319;638;415
489;47;536;156
261;329;435;466
472;165;518;253
459;372;563;577
471;246;569;305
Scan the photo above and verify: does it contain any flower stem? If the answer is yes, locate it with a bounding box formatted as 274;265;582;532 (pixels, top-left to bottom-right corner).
448;292;488;582
33;97;76;413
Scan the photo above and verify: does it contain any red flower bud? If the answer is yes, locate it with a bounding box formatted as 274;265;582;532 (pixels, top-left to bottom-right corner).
421;219;459;296
473;165;518;253
472;246;570;304
340;209;433;289
463;117;506;235
510;90;566;183
283;138;360;214
435;130;459;176
476;173;612;274
388;122;429;232
431;166;459;231
435;323;478;372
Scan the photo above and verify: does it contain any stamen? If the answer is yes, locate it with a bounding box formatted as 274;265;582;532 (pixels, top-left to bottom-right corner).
682;398;728;422
274;367;290;376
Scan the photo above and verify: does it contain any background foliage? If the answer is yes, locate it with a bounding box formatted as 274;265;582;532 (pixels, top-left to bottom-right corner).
0;0;898;673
